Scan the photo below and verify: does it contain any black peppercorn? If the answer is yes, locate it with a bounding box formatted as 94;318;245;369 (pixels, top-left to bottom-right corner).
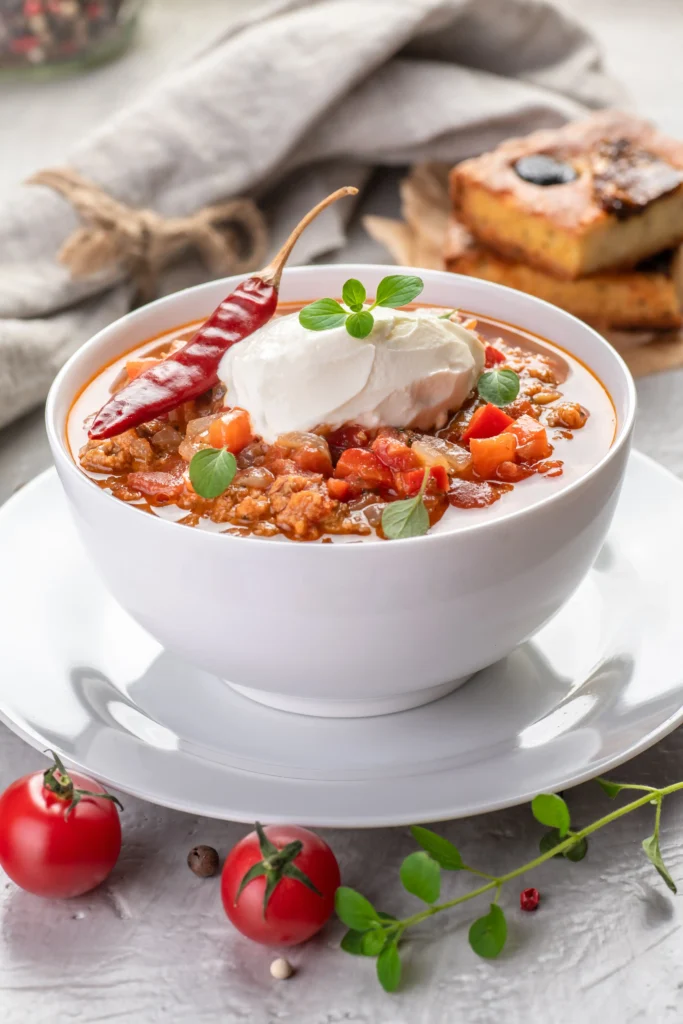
514;155;577;186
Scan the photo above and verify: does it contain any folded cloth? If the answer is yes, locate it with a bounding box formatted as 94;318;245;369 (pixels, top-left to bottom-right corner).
0;0;622;430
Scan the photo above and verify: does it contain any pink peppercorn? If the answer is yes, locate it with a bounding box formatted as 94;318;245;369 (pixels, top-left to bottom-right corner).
520;887;540;911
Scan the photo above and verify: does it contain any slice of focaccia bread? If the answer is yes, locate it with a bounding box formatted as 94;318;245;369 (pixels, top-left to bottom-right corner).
450;112;683;280
444;218;683;330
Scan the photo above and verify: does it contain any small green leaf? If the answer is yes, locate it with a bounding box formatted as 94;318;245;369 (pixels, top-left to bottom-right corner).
642;834;677;893
438;309;458;319
375;274;424;308
596;778;624;799
342;278;366;308
346;310;375;339
376;941;402;992
349;303;364;313
299;298;348;331
340;930;370;956
564;836;588;863
381;472;430;541
189;448;237;499
400;851;441;904
532;794;571;838
477;368;520;407
410;826;464;870
361;929;387;956
335;887;380;931
468;903;507;960
539;829;565;856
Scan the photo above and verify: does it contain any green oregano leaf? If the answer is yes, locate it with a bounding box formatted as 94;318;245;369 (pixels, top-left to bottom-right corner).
346;310;375;339
361;929;387;956
342;278;366;307
596;778;624;799
468;903;507;959
298;298;348;331
564;836;588;862
376;941;402;992
400;851;441;904
375;274;424;308
642;834;677;893
340;929;370;956
531;793;571;837
477;368;520;407
381;468;430;540
189;448;237;499
539;828;565;856
335;887;381;931
438;309;458;319
410;826;464;870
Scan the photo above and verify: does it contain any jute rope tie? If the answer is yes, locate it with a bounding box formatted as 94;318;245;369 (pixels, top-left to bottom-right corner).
28;167;269;303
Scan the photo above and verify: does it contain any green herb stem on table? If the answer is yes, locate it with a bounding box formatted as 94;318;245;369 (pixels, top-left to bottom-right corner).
336;778;682;992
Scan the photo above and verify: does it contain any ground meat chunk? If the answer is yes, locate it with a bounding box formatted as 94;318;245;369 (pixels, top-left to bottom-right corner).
267;473;337;537
79;430;153;473
231;492;271;523
546;402;589;429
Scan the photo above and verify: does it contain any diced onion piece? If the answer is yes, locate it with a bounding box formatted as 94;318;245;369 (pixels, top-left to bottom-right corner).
234;467;275;490
276;432;329;452
412;436;472;476
186;415;220;439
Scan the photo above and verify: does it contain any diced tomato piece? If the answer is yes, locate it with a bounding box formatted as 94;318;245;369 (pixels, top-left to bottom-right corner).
463;403;515;442
470;433;517;479
208;408;254;454
394;468;424;497
371;433;421;472
334;448;393;491
394;465;449;497
504;415;552;463
126;470;185;501
326;424;372;459
485;345;506;368
429;465;449;492
125;357;162;380
327;477;351;501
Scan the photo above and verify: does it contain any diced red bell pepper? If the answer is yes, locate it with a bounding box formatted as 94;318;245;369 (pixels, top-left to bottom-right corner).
371;433;421;472
462;403;515;442
394;465;449;497
334;448;393;491
504;415;552;463
485;345;506;368
327;477;351;501
470;433;517;479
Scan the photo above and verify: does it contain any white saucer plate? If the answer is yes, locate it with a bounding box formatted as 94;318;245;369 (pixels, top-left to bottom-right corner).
1;452;682;827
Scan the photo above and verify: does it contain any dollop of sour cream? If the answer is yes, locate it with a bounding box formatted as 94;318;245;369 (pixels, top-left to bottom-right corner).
218;307;485;441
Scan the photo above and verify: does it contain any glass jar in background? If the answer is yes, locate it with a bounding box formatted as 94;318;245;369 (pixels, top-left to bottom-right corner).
0;0;143;75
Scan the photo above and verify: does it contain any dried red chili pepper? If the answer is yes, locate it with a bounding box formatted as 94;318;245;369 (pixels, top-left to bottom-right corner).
88;186;358;440
520;887;540;911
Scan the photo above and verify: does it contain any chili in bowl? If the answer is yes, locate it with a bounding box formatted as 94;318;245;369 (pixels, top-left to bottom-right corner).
46;201;635;717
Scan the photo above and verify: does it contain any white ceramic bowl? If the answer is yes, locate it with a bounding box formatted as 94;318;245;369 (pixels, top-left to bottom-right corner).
46;266;636;717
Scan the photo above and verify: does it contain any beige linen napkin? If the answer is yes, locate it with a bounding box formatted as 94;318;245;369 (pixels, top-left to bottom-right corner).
0;0;622;430
364;164;683;378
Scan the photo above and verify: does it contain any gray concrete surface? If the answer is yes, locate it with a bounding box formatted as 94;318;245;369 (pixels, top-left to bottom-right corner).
3;2;683;1022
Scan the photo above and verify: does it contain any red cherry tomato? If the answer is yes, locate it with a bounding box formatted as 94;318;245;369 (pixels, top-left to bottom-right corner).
0;752;122;899
221;823;341;946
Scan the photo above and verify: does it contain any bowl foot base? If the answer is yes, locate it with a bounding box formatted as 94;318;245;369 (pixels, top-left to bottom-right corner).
225;676;472;718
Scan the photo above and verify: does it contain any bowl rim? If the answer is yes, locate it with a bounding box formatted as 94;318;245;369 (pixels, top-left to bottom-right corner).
46;264;637;553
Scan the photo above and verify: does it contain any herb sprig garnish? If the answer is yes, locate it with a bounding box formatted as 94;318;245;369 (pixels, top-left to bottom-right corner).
299;275;424;339
189;448;237;499
337;779;681;992
381;465;431;540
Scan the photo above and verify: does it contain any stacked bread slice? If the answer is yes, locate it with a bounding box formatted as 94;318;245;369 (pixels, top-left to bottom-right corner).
447;112;683;329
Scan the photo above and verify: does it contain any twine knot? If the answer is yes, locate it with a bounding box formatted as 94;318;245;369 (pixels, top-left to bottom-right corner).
28;168;269;303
